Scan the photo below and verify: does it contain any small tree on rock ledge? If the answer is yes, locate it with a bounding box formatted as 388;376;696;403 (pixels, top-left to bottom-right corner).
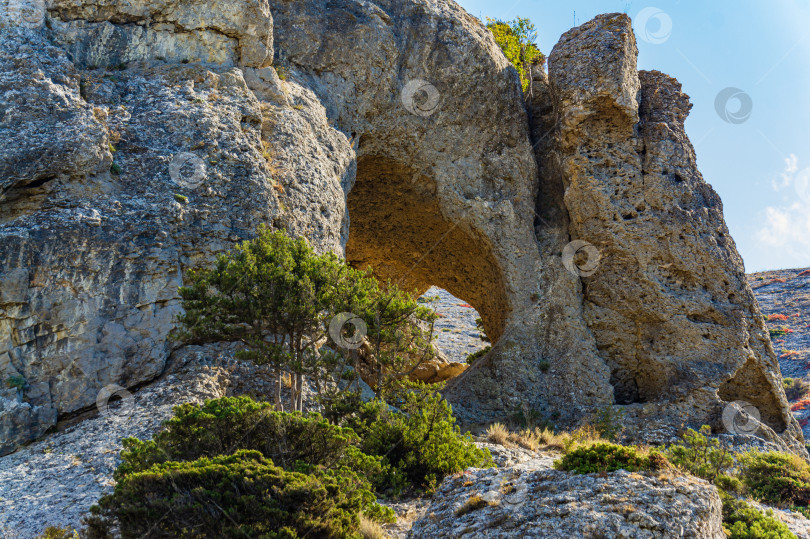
174;225;437;412
486;16;544;94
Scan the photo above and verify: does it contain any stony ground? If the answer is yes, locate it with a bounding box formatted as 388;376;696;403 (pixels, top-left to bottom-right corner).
383;443;558;538
409;463;726;538
0;361;230;537
0;344;323;538
748;267;810;438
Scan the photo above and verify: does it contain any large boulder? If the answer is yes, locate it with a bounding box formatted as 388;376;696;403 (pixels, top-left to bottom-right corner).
445;13;805;456
408;459;726;538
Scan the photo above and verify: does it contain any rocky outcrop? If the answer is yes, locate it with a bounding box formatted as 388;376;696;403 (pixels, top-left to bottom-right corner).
0;0;352;452
0;1;803;456
408;459;725;538
0;0;541;452
560;15;801;453
445;13;805;456
410;357;467;383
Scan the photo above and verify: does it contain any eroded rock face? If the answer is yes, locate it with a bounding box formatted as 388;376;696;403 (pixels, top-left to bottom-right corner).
0;2;803;456
0;3;351;452
267;0;542;345
0;0;541;452
447;13;805;456
552;14;800;453
408;461;726;538
48;0;274;68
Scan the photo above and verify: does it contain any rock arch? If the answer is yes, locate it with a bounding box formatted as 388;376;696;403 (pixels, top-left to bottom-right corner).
0;0;804;456
345;155;508;342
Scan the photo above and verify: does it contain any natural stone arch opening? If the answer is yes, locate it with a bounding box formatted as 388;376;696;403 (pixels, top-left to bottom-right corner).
345;155;509;344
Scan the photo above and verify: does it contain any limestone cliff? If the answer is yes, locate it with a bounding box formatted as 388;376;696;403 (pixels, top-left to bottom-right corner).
446;13;805;456
0;0;803;457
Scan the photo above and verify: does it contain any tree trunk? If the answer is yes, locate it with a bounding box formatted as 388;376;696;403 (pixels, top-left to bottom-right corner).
296;373;304;412
275;370;283;411
290;373;298;411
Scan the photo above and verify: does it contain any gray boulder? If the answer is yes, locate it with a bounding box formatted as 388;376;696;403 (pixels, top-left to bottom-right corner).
408;459;725;538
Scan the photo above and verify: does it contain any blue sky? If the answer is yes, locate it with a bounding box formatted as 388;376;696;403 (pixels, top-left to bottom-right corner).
456;0;810;273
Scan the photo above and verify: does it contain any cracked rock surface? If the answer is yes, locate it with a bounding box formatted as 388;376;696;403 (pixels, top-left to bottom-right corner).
409;463;726;539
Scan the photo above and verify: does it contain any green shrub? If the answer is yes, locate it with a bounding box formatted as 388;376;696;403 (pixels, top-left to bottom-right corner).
665;425;733;482
114;396;378;481
485;17;544;92
591;406;625;442
771;327;789;338
554;442;666;474
716;473;745;495
318;386;364;425
347;383;493;493
6;374;25;391
784;378;809;401
110;396;393;530
720;490;795;539
739;450;810;506
474;317;490;343
85;450;378;539
465;346;490;365
35;527;79;539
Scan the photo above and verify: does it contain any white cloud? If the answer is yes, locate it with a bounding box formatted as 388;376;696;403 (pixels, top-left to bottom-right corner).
756;155;810;261
772;153;798;190
756;203;810;248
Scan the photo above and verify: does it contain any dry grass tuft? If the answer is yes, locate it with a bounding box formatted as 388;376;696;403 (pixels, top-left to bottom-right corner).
513;428;540;451
488;420;613;456
486;423;546;450
358;514;388;539
536;427;567;449
485;422;510;446
455;494;488;517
